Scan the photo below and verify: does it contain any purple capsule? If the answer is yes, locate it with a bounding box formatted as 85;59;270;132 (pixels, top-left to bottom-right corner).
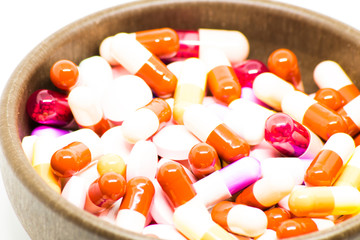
31;125;70;138
26;89;74;127
264;113;309;157
233;59;268;88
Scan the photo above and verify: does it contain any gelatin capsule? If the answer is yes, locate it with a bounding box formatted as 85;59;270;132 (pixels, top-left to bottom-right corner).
314;88;345;111
50;59;79;91
232;59;269;88
264;207;292;231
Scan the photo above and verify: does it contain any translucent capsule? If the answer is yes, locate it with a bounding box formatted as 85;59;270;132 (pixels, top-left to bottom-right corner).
264;113;324;159
84;172;126;215
201;47;241;104
51;141;92;178
50;59;79;91
183;104;250;164
194;157;261;208
68;86;110;136
314;88;345;111
233;59;269;88
305;133;355;186
173;58;207;124
126;140;158;181
289;186;360;217
264;207;292;231
152;125;200;160
267;48;303;91
26;89;74;128
337;94;360;137
101;75;153;125
314;60;360;103
225;98;275;145
122;98;172;143
282;90;348;140
97;153;126;177
235;173;295;210
171;28;249;64
253;72;295;111
276;218;334;239
211;201;268;237
116;177;155;233
110;33;177;98
188;142;221;179
335;146;360;190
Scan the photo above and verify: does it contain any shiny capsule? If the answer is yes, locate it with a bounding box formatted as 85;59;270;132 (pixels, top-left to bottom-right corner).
264;207;292;231
335;146;360;190
233;59;269;88
314;88;345;111
50;59;79;91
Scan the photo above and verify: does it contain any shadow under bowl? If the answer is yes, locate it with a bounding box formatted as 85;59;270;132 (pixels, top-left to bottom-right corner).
1;0;360;239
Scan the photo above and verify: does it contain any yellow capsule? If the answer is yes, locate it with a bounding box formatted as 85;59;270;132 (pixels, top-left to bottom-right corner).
33;163;61;194
97;153;126;177
335;146;360;190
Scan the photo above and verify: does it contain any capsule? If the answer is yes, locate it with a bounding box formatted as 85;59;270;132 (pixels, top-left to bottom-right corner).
289;186;360;217
122;98;171;143
51;141;92;178
183;104;250;164
335;146;360;189
193;156;261;208
337;95;360;137
26;89;74;128
150;179;175;225
305;133;355;186
211;201;267;237
235;173;295;210
254;229;277;240
281;90;348;140
253;72;295;111
61;175;87;209
233;59;269;88
97;153;126;177
267;48;303;91
173;58;207;124
171;28;249;64
264;113;324;159
142;224;188;240
276;218;335;239
50;59;79;91
314;88;345;111
157;161;237;240
240;86;269;108
116;177;155;233
314;60;360;103
101;75;153;125
110;33;177;98
201;47;241;104
225;98;275;145
264;207;292;231
126;140;158;181
84;172;126;215
31;126;70;138
68;86;110;136
188;142;221;179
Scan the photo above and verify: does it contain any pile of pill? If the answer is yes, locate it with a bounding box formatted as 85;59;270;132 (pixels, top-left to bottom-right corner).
22;27;360;240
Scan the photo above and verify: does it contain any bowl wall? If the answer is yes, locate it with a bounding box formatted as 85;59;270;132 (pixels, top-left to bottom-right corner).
2;0;360;239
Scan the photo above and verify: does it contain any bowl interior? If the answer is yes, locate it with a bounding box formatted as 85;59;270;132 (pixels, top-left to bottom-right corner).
2;0;360;239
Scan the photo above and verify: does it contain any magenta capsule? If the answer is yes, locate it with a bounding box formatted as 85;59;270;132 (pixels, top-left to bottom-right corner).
264;113;323;159
31;125;70;138
233;59;269;88
169;28;249;64
26;89;74;127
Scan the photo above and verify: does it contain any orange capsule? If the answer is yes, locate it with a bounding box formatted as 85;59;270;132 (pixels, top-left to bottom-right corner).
201;48;241;104
51;141;91;178
314;88;345;111
188;142;221;179
276;218;334;239
157;161;197;208
305;133;355;186
111;33;177;98
267;48;303;91
84;172;126;215
116;176;155;233
134;28;179;58
50;59;79;91
337;95;360;137
264;207;292;231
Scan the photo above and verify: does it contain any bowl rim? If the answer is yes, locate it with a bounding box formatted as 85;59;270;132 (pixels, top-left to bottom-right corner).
1;0;360;239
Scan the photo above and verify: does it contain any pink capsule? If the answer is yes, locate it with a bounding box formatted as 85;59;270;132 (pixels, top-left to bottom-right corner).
26;89;74;127
233;59;269;88
31;125;70;138
264;113;323;159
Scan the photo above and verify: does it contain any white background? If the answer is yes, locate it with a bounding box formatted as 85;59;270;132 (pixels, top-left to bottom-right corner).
0;0;360;239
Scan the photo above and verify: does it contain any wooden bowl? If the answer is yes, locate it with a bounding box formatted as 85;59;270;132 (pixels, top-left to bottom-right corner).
1;0;360;239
